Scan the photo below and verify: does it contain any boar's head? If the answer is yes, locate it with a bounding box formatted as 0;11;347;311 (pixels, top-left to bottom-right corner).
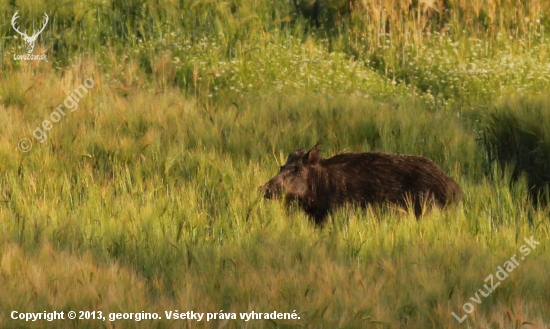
260;144;322;201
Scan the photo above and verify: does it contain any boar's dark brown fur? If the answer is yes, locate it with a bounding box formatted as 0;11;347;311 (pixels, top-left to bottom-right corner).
260;144;461;225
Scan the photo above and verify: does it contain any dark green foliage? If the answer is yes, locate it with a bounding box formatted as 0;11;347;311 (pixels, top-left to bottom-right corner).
483;96;550;205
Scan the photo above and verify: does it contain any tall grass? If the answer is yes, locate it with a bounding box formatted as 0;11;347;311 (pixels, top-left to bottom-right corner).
0;0;549;328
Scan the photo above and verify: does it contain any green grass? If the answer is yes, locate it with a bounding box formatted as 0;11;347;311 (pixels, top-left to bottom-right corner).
0;0;550;328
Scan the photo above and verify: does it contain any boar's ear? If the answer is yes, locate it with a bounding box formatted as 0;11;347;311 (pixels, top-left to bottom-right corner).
304;143;321;165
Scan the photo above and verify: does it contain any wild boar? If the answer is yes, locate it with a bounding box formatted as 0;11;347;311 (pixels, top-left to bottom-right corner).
260;144;461;224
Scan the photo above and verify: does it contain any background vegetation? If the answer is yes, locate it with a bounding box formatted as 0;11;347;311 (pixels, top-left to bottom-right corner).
0;0;549;328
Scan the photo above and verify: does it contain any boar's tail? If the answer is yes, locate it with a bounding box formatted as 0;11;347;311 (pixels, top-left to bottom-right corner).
445;178;462;205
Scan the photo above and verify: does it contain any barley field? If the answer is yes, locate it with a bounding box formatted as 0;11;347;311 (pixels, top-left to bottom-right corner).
0;0;550;328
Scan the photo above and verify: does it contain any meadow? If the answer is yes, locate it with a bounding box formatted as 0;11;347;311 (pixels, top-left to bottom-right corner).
0;0;549;328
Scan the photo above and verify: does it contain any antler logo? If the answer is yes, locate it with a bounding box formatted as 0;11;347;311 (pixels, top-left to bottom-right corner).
11;11;49;54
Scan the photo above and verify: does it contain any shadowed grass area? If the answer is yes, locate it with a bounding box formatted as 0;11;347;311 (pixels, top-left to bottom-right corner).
482;96;550;206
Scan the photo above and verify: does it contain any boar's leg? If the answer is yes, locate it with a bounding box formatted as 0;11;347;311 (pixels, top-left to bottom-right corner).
300;203;329;226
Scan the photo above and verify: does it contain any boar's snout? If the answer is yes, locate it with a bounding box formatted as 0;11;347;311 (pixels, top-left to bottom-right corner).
259;180;281;200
